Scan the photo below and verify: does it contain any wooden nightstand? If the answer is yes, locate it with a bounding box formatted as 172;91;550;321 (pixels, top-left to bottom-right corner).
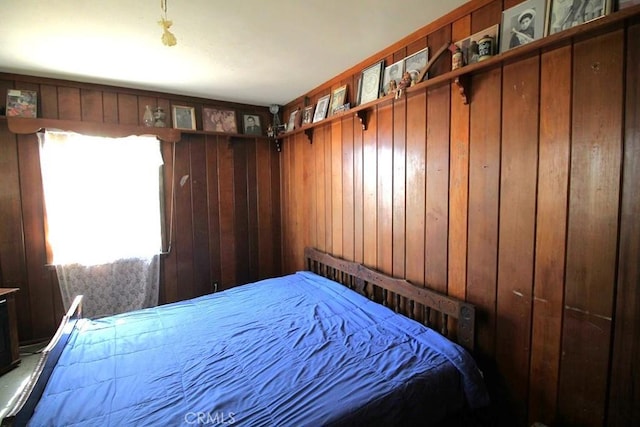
0;288;20;374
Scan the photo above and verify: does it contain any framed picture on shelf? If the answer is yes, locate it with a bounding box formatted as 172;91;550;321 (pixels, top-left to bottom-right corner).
454;24;500;66
172;105;196;130
403;47;428;85
358;60;384;105
287;109;300;131
6;89;37;117
382;59;404;96
329;85;348;116
500;0;547;53
302;105;315;125
203;107;237;133
241;114;262;135
313;94;331;123
547;0;610;35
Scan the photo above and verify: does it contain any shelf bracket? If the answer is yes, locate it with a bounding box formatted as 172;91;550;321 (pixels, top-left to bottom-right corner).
355;110;368;130
454;75;470;105
304;128;314;144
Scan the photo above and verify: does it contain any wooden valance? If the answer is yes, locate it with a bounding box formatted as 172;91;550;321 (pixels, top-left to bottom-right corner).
7;117;182;142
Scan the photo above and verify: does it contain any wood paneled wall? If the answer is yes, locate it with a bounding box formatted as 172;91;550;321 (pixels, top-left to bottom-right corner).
0;74;281;344
279;2;640;426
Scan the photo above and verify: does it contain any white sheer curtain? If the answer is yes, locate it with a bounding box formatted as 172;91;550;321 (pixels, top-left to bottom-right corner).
39;130;163;318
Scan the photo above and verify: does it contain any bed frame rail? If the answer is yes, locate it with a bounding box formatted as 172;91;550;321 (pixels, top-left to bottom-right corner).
304;247;475;351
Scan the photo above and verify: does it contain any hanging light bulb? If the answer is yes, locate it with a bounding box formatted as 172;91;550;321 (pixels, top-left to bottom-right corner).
158;0;177;46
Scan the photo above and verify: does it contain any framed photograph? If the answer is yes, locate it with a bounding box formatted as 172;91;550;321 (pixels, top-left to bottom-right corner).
500;0;547;53
172;105;196;130
302;105;315;125
547;0;611;35
329;85;348;116
6;89;37;117
203;107;237;133
312;94;331;123
403;47;429;85
382;59;404;96
243;114;262;135
287;109;300;131
454;24;500;66
358;60;384;105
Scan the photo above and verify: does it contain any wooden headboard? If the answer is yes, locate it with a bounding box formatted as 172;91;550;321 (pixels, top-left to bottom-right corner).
304;247;476;351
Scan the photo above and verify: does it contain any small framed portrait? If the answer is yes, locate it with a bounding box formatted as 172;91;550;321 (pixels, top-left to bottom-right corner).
329;85;348;116
382;60;404;96
172;105;196;130
454;24;500;66
6;89;37;118
302;105;315;125
203;107;237;133
312;94;331;123
403;47;429;85
500;0;547;53
287;109;300;132
547;0;610;36
358;60;384;105
243;114;262;135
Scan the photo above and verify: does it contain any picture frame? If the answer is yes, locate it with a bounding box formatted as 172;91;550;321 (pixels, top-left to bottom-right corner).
454;24;500;66
242;114;262;135
500;0;547;53
203;107;238;133
358;60;384;105
329;85;348;116
172;105;196;130
382;59;404;96
302;105;315;125
6;89;37;117
287;109;300;131
403;47;429;86
312;94;331;123
547;0;610;36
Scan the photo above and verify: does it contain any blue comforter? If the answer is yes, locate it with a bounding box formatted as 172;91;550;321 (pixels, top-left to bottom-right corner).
28;271;488;426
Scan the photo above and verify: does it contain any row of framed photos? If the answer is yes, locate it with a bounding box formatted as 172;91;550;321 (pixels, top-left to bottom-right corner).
176;105;263;135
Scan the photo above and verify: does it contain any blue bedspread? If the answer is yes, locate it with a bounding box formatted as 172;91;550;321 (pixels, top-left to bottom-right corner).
28;271;488;426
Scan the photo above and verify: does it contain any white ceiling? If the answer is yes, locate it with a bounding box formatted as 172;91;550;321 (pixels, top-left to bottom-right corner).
0;1;468;107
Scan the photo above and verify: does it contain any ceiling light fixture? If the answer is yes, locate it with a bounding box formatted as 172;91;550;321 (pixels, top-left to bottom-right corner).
158;0;177;47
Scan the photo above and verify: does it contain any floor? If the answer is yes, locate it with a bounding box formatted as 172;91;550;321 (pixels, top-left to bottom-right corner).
0;343;46;420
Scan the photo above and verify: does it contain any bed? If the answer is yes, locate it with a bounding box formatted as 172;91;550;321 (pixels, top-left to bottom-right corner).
3;247;488;426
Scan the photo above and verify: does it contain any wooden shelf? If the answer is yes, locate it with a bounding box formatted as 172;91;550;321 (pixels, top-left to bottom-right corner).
274;5;640;144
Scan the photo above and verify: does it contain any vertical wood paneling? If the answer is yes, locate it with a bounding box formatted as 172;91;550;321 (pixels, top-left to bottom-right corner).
559;30;624;427
425;84;450;293
246;141;259;281
324;126;333;255
117;94;138;125
173;137;195;299
103;92;118;124
467;68;501;357
496;55;540;424
363;110;378;269
57;87;81;120
233;141;250;285
528;45;570;425
17;135;55;340
189;138;211;296
40;85;58;119
608;23;640;427
448;16;471;302
405;90;426;285
217;137;237;288
392;98;407;278
161;141;178;303
269;143;281;275
80;89;103;122
205;137;222;285
315;129;327;252
377;102;393;275
342;116;355;261
353;117;364;264
303;133;316;256
331;121;343;259
256;140;273;278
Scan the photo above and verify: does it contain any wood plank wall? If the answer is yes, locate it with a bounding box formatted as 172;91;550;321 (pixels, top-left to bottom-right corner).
279;2;640;426
0;74;281;343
